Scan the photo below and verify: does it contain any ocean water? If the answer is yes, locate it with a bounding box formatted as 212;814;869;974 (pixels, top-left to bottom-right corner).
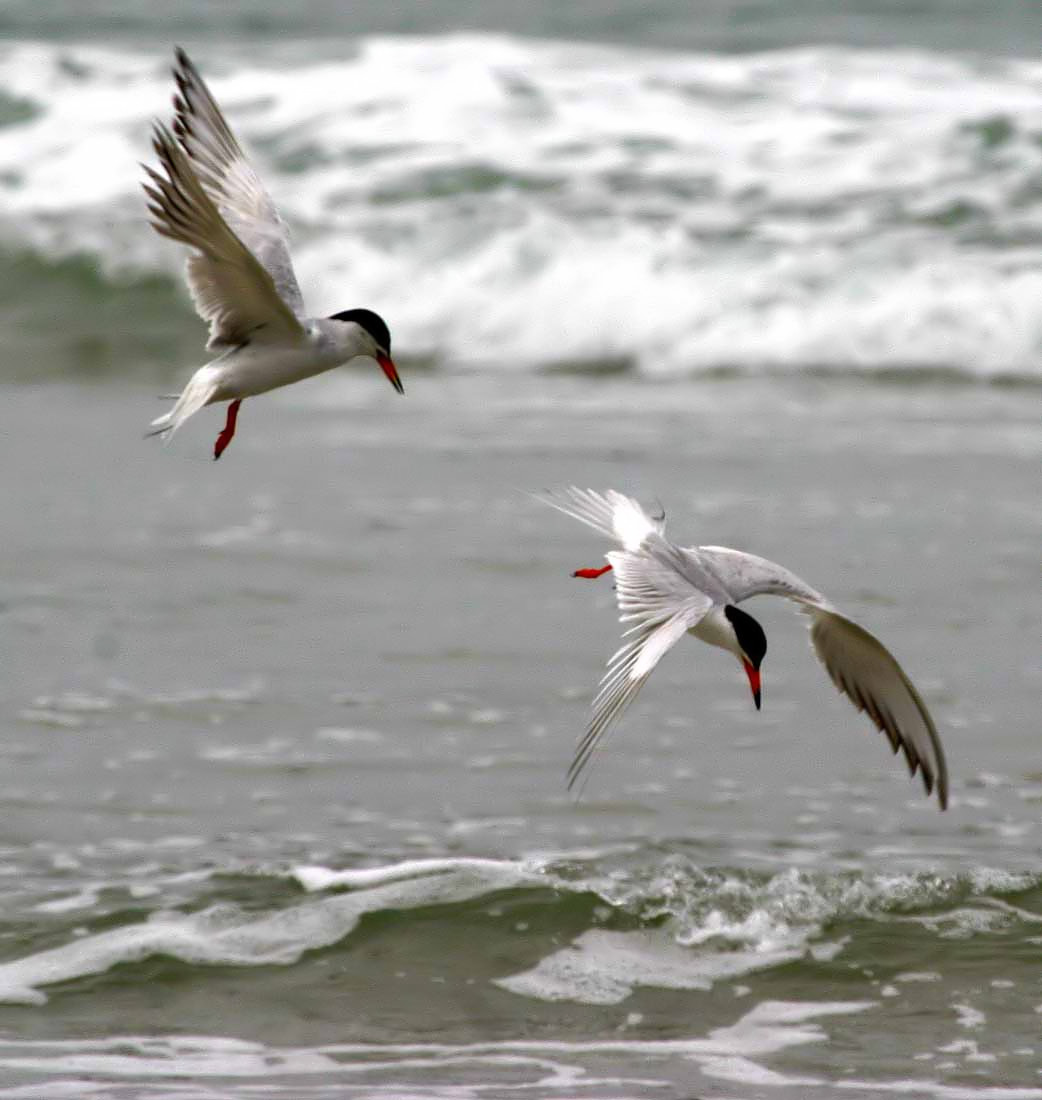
4;5;1042;381
1;3;1041;1099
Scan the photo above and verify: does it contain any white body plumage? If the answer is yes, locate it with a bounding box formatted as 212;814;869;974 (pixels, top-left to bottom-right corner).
537;487;949;809
143;49;402;453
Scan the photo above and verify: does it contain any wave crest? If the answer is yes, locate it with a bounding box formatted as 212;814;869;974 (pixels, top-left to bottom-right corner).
0;854;1037;1006
1;39;1042;379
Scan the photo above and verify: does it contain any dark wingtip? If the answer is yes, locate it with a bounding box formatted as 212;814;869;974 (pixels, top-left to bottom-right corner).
935;776;948;812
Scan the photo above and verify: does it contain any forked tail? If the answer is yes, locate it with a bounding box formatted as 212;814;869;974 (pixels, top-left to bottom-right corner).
146;367;221;440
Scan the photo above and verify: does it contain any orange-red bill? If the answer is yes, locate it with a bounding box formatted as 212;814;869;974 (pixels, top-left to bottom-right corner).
742;659;762;710
376;351;404;395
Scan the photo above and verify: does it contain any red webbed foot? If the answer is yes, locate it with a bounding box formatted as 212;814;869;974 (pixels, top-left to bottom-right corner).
214;399;242;460
572;564;613;579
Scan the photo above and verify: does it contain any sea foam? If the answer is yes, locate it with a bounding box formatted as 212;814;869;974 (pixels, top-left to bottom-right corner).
0;854;1035;1008
0;857;540;1005
0;39;1041;378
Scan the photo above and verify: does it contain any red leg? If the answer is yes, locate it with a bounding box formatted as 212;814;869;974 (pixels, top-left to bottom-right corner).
572;564;613;579
214;399;242;460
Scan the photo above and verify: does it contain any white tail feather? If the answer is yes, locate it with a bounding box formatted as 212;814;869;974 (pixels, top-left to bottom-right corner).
147;367;221;439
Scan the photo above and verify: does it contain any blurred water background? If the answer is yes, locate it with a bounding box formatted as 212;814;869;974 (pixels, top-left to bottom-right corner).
0;2;1040;1097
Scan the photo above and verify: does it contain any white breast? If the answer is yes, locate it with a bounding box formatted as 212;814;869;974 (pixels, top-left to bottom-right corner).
688;605;740;656
217;341;344;399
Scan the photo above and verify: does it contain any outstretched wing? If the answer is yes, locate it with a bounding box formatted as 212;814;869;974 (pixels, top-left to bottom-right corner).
568;547;712;790
807;607;948;809
535;487;666;551
142;54;305;349
695;545;830;607
696;545;948;809
170;48;306;321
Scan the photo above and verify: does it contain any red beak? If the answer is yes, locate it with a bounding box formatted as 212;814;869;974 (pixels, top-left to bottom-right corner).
376;351;404;395
742;659;762;711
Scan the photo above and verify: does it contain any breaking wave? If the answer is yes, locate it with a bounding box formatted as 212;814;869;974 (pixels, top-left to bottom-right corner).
1;39;1042;380
0;853;1037;1006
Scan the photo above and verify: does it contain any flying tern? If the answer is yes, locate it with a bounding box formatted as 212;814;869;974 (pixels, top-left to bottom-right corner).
144;48;403;459
537;487;949;809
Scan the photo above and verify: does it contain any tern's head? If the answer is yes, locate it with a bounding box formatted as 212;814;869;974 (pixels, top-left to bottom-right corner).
328;308;403;394
724;605;766;710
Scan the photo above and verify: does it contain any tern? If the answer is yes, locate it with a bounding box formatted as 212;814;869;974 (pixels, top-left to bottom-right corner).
144;48;403;459
537;488;949;809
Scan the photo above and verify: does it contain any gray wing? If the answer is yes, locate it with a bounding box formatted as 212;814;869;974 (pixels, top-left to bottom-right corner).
171;48;306;322
143;122;305;349
568;547;712;790
695;545;831;607
807;608;948;809
535;488;666;551
696;545;948;809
